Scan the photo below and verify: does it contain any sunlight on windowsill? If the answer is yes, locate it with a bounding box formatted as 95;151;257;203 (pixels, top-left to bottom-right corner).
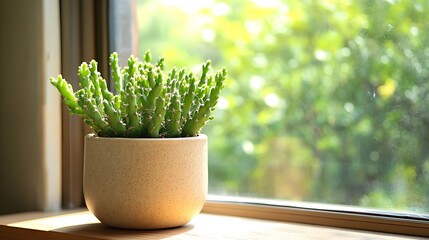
7;211;98;231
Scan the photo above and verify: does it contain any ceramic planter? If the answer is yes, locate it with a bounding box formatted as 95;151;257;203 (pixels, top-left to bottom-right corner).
83;134;208;229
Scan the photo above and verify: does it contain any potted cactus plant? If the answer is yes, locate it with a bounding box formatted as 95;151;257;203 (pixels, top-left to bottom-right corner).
50;50;226;229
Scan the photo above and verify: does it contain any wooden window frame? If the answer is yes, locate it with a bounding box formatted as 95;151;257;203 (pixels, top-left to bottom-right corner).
202;197;429;237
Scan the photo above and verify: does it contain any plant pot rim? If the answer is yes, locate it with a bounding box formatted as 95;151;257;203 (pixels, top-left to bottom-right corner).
86;133;207;142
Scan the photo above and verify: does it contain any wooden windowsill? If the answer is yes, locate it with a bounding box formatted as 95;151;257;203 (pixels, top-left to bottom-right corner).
0;209;425;240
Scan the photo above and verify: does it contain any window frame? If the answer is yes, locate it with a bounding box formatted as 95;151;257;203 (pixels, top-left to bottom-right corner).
203;198;429;237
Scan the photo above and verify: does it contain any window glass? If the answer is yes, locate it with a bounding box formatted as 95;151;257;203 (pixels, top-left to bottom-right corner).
135;0;429;215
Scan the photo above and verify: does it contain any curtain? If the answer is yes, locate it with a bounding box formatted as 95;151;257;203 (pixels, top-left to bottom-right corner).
60;0;109;209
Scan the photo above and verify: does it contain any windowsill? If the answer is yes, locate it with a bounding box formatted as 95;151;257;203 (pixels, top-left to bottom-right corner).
0;208;425;240
203;196;429;237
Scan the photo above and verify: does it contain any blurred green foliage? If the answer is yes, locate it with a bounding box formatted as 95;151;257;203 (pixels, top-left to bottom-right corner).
137;0;429;213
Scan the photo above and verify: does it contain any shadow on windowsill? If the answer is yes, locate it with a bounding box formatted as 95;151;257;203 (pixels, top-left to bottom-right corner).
54;222;195;239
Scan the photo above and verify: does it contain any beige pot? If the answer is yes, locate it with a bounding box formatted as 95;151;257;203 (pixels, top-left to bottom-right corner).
83;134;208;229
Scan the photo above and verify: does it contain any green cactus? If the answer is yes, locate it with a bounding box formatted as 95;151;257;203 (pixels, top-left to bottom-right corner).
156;56;165;70
103;99;126;135
147;90;167;138
50;75;83;115
125;80;141;137
77;63;92;90
165;81;182;137
181;68;227;137
180;73;196;126
199;60;211;87
109;52;123;93
99;75;114;102
89;60;103;106
50;51;226;138
144;49;151;63
141;68;163;134
76;89;113;136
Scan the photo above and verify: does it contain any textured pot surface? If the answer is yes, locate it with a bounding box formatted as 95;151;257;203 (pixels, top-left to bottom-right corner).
83;134;208;229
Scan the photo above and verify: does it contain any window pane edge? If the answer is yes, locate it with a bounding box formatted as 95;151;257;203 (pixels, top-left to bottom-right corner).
202;198;429;237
